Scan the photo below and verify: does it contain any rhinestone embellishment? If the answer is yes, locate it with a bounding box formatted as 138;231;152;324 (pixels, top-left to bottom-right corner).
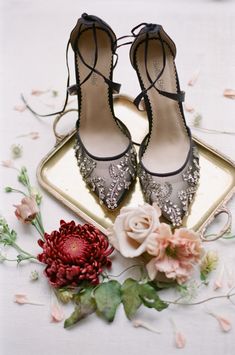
138;145;200;227
74;139;137;210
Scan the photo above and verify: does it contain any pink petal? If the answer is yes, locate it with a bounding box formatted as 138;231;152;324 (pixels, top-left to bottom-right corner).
17;132;40;140
216;316;232;332
146;258;158;280
223;89;235;99
175;331;186;349
30;132;40;140
51;303;64;322
14;294;29;304
213;280;223;290
213;266;224;290
132;319;161;333
1;160;14;168
31;89;47;96
14;294;44;306
187;69;200;86
14;104;27;112
184;103;195;113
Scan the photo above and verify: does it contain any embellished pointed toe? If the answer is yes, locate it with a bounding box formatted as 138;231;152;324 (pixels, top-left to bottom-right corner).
138;144;200;226
130;23;200;226
74;137;137;210
70;14;137;210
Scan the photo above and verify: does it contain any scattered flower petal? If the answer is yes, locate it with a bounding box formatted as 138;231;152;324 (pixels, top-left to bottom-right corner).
184;103;195;113
51;302;64;322
132;319;161;334
17;132;40;140
175;331;186;349
14;294;44;305
11;144;23;159
1;160;15;168
31;89;48;96
216;316;232;332
170;318;186;349
206;309;232;332
214;265;224;290
225;266;235;288
14;104;27;112
188;69;200;86
223;89;235;100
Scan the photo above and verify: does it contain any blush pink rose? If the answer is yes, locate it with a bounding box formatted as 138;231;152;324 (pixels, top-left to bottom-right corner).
14;196;39;223
146;224;203;284
108;203;161;258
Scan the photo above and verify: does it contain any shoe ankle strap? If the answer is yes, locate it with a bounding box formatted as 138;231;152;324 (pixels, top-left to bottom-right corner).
130;23;184;110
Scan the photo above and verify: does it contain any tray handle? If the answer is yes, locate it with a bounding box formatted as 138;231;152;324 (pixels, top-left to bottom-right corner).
53;109;78;145
200;205;232;242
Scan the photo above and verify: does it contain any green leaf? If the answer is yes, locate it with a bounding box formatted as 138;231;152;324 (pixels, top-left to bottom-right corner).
94;280;121;322
139;283;168;311
200;272;206;281
121;278;142;319
4;187;13;193
64;287;96;328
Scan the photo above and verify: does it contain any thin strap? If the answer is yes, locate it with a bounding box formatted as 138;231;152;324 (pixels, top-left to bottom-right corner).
73;23;121;94
132;24;184;110
21;16;121;117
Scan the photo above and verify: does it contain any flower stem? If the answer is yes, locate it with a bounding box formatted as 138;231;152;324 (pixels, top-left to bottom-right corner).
35;213;45;237
5;256;38;262
105;264;145;278
31;219;44;238
164;292;235;306
5;188;27;196
11;242;36;259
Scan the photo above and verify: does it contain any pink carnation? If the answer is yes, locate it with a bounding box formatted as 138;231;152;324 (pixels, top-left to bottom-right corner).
146;224;203;284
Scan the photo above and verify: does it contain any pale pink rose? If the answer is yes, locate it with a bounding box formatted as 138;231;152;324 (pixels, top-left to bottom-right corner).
146;225;203;284
14;196;39;224
108;203;161;258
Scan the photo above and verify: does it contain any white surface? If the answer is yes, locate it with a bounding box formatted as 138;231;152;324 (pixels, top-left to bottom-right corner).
0;1;235;355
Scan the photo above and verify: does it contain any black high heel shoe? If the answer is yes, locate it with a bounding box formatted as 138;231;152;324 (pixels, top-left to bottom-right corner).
69;14;137;210
130;23;200;226
22;13;137;210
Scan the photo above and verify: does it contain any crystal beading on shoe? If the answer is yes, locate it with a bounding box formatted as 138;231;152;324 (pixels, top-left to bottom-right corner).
138;145;200;227
74;138;137;210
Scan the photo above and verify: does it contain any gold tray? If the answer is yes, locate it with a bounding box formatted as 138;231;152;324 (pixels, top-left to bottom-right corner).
37;95;235;240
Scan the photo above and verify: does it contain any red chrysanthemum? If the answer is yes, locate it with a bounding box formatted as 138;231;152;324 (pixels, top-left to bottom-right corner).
37;220;113;288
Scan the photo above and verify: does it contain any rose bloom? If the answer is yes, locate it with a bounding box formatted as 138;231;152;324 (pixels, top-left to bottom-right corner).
38;220;113;288
14;196;39;223
146;224;203;284
108;203;161;258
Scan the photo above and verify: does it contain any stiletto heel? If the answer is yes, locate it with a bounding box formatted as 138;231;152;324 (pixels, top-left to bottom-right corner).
130;23;200;226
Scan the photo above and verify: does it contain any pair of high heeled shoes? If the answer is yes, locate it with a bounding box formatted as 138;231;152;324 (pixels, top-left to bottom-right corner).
25;13;200;227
